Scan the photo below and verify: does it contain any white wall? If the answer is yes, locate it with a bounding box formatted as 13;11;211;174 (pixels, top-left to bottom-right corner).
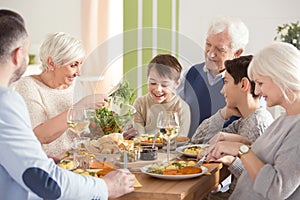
178;0;299;118
178;0;300;69
0;0;81;56
2;0;299;66
1;0;296;118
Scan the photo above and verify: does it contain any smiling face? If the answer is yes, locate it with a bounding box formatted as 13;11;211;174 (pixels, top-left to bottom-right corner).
221;71;241;108
253;74;283;107
205;29;236;76
147;67;179;104
52;59;84;87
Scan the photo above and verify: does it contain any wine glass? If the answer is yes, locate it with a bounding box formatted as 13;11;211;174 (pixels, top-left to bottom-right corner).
157;111;180;162
67;107;92;169
67;107;90;137
112;104;136;136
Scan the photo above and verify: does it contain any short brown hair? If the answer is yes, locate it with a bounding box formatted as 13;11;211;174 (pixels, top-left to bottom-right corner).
225;55;259;98
147;54;182;81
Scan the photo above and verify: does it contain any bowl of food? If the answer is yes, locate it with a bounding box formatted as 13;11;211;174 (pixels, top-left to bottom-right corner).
139;146;158;161
119;149;139;163
89;107;121;137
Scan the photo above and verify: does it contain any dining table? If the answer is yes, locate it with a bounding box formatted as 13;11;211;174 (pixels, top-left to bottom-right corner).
115;162;230;200
64;139;231;200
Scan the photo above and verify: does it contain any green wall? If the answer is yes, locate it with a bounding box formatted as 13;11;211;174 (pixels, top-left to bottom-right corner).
123;0;179;97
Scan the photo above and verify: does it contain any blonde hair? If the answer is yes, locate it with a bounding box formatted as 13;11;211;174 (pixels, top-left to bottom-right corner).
39;32;85;71
248;42;300;103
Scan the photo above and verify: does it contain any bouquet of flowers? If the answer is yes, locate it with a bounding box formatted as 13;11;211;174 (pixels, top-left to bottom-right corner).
274;21;300;50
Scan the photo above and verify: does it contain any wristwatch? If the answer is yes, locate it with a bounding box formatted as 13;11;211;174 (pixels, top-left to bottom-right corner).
238;145;250;158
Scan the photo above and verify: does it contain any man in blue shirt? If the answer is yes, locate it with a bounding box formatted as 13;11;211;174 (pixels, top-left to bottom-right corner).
177;16;249;139
0;11;134;200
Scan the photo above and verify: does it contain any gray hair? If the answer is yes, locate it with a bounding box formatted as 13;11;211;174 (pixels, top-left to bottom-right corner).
207;16;249;52
248;42;300;103
39;32;85;71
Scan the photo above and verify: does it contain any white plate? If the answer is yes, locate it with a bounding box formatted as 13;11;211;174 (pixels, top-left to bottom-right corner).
176;144;209;158
140;164;208;180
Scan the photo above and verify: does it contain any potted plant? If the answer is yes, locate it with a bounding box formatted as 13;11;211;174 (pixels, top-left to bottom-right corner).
274;21;300;50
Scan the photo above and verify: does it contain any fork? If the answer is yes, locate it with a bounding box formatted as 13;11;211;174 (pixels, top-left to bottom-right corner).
195;133;222;167
194;149;209;167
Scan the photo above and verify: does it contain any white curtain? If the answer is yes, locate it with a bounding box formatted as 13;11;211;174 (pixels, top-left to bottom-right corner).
75;0;122;101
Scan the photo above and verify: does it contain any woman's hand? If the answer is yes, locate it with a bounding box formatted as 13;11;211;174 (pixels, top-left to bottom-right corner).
215;155;236;166
208;132;226;145
75;94;108;109
206;141;241;161
209;132;252;145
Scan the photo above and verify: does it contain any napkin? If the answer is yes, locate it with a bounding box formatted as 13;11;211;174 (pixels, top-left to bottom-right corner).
134;176;142;188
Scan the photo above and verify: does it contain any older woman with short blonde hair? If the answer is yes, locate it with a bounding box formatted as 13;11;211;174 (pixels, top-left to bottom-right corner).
13;32;105;157
207;42;300;199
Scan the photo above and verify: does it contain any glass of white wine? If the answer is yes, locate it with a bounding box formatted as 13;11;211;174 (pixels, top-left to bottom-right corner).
67;107;91;169
67;107;90;137
157;111;180;162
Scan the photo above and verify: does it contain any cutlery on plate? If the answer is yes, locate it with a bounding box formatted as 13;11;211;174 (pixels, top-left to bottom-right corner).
194;134;221;167
194;149;208;167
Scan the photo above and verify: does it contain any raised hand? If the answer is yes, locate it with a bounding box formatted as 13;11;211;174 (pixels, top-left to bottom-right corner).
220;106;241;120
122;124;138;140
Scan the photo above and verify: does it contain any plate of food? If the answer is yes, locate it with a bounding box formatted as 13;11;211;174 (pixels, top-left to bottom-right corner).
58;159;79;171
139;135;190;147
140;160;208;180
176;144;209;158
139;134;164;147
73;168;102;177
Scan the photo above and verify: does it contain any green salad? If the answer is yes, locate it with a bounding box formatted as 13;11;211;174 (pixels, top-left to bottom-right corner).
89;107;121;137
89;80;136;137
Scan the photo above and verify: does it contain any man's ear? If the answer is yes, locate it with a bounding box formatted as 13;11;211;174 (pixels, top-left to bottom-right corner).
234;49;243;58
12;47;23;68
240;77;250;92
